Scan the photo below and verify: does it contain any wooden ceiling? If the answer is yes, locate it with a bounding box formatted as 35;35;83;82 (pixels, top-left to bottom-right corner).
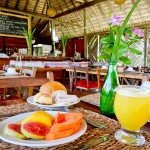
0;0;150;39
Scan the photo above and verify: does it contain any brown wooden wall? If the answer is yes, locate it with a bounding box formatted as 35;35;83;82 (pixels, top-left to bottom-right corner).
56;38;84;57
0;36;27;55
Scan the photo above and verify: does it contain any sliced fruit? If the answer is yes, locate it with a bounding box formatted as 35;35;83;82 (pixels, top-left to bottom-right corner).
21;111;54;127
46;123;81;140
54;112;83;124
51;112;83;133
53;112;66;124
3;123;27;140
21;121;50;140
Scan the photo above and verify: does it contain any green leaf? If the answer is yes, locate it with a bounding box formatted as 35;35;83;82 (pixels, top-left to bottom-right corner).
101;44;113;54
116;43;128;59
61;32;70;50
112;0;141;58
98;54;111;60
100;37;110;44
128;47;142;55
119;56;131;65
109;26;115;43
22;27;36;49
124;27;132;35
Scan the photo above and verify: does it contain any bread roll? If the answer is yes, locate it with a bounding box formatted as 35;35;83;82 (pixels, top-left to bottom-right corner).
40;81;67;98
34;93;52;105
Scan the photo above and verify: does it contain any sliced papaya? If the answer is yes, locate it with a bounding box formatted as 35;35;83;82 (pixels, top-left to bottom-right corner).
54;112;83;124
51;112;83;133
54;112;66;124
46;123;81;141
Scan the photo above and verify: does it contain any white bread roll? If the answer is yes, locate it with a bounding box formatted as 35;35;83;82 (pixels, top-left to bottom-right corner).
40;81;67;99
34;81;67;105
34;93;52;105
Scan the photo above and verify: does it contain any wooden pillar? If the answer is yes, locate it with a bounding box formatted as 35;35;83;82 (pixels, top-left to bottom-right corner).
144;26;149;67
28;15;32;55
84;8;88;59
51;20;55;54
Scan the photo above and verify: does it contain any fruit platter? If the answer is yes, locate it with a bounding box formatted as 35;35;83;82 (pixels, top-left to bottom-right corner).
0;111;87;148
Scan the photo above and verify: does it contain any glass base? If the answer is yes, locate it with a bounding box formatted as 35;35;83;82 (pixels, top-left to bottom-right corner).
115;129;145;146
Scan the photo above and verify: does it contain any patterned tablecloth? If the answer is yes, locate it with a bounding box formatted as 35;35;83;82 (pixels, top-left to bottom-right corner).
0;103;150;149
80;93;100;107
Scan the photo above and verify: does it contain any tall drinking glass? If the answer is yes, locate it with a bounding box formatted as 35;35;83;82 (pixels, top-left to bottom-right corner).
114;85;150;146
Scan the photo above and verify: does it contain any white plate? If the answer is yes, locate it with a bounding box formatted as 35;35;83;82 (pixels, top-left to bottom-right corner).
3;72;20;76
27;96;80;108
0;111;87;148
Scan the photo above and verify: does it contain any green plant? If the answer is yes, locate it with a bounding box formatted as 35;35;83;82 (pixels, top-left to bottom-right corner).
61;32;70;56
99;0;143;65
23;28;36;55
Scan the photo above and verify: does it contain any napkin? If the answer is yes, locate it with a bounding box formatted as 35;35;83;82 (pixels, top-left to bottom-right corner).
141;81;150;89
101;66;108;69
54;94;78;104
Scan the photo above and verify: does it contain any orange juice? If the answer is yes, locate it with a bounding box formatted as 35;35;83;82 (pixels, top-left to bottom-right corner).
114;87;150;131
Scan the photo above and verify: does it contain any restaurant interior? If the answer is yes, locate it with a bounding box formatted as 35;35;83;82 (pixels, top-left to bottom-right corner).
0;0;150;149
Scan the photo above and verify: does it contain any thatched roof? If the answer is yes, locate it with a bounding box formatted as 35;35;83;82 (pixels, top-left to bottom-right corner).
0;0;150;39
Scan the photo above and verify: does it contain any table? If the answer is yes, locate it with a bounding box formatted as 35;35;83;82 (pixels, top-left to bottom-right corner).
66;68;150;92
0;92;150;149
0;75;50;98
140;67;150;73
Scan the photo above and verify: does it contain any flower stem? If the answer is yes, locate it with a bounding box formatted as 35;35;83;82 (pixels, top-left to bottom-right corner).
112;0;141;60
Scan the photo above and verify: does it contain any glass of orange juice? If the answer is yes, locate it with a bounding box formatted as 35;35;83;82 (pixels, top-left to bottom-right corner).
114;85;150;146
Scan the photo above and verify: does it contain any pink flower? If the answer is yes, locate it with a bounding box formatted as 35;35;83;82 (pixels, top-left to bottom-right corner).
133;28;144;37
107;14;123;26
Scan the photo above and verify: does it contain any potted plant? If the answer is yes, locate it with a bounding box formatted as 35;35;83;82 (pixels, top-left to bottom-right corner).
61;32;70;57
23;28;36;56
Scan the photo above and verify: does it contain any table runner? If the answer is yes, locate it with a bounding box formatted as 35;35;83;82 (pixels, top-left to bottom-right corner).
80;93;100;107
0;104;150;149
0;75;28;79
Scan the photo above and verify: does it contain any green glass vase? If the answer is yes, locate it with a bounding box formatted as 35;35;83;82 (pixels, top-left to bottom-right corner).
100;61;120;116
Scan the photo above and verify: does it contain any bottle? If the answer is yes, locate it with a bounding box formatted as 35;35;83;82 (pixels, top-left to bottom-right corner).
100;61;120;116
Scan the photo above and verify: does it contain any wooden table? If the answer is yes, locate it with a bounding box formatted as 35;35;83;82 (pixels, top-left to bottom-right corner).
0;75;50;98
140;67;150;73
0;91;150;149
66;68;150;92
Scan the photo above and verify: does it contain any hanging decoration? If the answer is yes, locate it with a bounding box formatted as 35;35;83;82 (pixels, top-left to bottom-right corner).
114;0;126;5
47;0;57;17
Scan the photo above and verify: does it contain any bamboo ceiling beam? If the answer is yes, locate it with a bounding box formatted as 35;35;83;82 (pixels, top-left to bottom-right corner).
5;0;9;7
0;7;83;27
24;0;30;11
34;18;42;29
54;0;107;18
70;0;75;7
15;0;21;9
33;0;40;12
32;0;46;21
87;22;150;37
0;6;52;20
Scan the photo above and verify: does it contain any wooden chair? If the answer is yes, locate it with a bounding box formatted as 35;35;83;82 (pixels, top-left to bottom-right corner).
20;67;37;98
20;67;37;77
68;67;76;92
73;66;100;91
0;65;8;99
46;71;54;82
96;67;104;89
